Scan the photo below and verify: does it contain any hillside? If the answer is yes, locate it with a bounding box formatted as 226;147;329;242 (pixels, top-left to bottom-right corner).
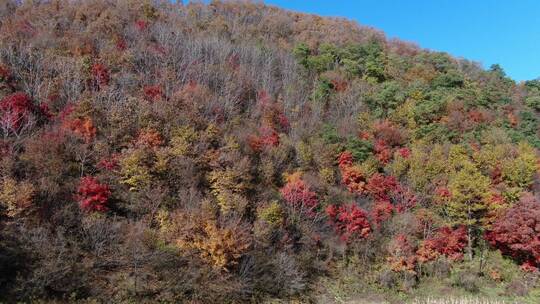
0;1;539;303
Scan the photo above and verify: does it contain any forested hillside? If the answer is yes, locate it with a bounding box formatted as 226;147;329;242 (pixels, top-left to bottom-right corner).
0;1;539;303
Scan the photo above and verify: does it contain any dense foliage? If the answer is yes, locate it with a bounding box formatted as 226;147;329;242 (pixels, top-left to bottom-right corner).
0;0;539;302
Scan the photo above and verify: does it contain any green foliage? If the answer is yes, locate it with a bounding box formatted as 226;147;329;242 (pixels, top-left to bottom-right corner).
345;136;373;163
320;124;341;145
525;95;540;110
507;111;540;148
311;77;334;102
432;70;464;88
413;94;447;125
368;81;407;117
293;43;312;71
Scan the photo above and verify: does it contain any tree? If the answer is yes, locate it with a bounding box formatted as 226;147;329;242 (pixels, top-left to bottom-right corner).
76;176;111;212
416;226;467;263
0;92;35;137
485;193;540;271
446;161;492;260
280;173;318;216
326;203;371;242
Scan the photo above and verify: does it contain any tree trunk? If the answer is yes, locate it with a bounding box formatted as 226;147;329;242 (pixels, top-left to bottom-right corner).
467;225;473;261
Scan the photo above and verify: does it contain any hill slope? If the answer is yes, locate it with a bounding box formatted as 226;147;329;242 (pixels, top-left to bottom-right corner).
0;1;539;302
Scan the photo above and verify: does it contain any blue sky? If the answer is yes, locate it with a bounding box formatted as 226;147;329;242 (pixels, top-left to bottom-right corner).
262;0;540;82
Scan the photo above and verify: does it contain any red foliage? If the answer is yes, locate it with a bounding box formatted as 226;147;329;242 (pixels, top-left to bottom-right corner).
341;166;366;194
373;120;404;146
326;203;371;242
38;102;53;120
366;173;398;201
374;139;392;164
63;117;97;143
280;177;318;216
248;126;279;152
0;92;34;131
91;63;110;88
259;126;279;147
371;200;394;227
0;65;11;81
331;78;348;92
115;37;127;51
485;193;540;271
77;176;111;212
490;165;503;184
338;151;354;170
417;226;468;262
468;110;486;123
143;85;163;102
397;147;411;159
358;131;371;140
97;154;119;171
392;184;417;213
435;186;452;200
227;53;240;70
337;151;367;194
247;135;263;152
387;234;417;273
135;129;163;148
135;20;148;31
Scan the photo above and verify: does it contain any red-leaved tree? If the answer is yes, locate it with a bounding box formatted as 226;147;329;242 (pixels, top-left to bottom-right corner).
0;92;35;136
338;151;367;194
77;176;111;212
280;175;318;216
417;226;468;262
485;193;540;271
326;203;371;242
366;173;398;201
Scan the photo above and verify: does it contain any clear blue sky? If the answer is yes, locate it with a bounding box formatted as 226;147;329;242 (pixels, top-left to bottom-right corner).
262;0;540;81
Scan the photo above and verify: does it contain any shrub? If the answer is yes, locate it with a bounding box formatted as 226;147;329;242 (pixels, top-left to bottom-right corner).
387;234;417;274
76;176;111;212
326;203;371;242
417;226;468;263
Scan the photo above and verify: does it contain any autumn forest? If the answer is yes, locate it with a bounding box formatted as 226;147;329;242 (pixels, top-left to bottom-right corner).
0;1;539;303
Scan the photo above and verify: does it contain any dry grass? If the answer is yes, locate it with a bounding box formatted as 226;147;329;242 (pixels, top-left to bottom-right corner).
410;297;519;304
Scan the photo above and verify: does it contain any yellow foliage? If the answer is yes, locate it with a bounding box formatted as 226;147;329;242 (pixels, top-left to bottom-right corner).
447;144;470;172
208;166;251;214
406;143;446;191
165;211;251;270
388;150;409;178
119;149;152;191
359;156;380;177
472;144;511;173
319;167;335;185
257;201;283;226
170;126;198;157
0;177;34;217
502;142;537;189
283;171;303;183
446;162;491;227
297;141;313;168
